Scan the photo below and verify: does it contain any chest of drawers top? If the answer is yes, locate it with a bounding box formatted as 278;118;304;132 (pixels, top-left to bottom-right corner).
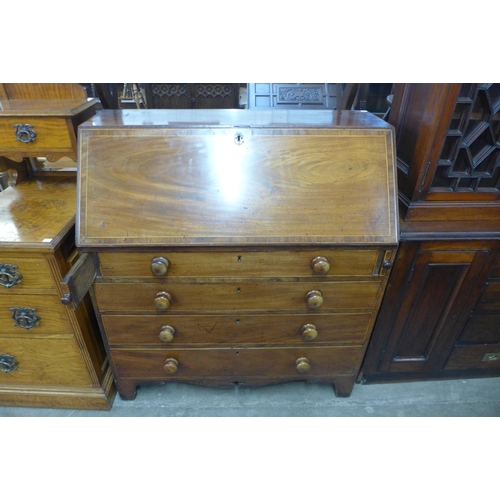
0;178;76;251
77;109;398;249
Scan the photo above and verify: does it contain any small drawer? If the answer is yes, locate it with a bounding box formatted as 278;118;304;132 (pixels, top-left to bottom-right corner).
0;338;93;387
0;295;72;338
110;345;364;380
0;117;72;152
102;312;373;346
444;344;500;370
98;249;381;279
0;257;55;293
94;281;382;313
458;314;500;344
472;283;500;313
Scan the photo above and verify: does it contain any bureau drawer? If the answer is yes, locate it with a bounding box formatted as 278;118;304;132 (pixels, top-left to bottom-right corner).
0;117;73;152
102;312;373;346
444;344;500;370
0;338;93;387
98;249;381;278
94;281;381;312
110;345;364;380
0;295;72;338
0;256;55;293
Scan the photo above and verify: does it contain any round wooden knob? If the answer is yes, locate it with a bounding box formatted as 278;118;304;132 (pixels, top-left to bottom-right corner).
295;357;311;373
151;256;169;276
164;358;179;374
159;325;175;342
154;291;172;310
306;290;323;308
311;256;330;275
301;323;318;341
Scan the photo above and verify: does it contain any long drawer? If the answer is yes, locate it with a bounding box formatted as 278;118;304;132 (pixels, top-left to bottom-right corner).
444;344;500;370
0;256;55;292
0;116;72;151
110;346;364;380
0;338;93;387
102;312;373;346
0;295;72;338
94;280;382;312
98;249;381;278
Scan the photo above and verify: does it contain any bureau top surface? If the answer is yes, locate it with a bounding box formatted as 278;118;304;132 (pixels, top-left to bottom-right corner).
78;109;398;247
0;178;76;250
0;98;97;117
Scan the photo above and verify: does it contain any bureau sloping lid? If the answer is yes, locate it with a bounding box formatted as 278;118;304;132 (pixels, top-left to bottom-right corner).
77;110;398;247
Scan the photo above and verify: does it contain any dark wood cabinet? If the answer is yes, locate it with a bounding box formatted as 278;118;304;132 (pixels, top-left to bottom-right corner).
143;84;241;109
362;83;500;384
363;239;500;381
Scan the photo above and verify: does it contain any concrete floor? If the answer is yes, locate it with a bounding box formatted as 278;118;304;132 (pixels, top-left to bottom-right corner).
1;377;499;416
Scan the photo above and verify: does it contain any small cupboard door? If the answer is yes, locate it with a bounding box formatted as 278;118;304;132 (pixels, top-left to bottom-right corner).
375;242;494;374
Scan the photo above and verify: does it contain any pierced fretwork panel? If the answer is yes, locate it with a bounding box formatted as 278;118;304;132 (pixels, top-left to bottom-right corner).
431;83;500;192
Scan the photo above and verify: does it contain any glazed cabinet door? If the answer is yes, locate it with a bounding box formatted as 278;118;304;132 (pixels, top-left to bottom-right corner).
365;241;495;375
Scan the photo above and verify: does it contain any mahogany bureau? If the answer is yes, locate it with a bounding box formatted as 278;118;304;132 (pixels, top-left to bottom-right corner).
0;177;114;409
62;109;399;400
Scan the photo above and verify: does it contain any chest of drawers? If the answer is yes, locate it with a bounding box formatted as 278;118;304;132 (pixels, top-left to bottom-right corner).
62;109;398;399
0;178;114;409
0;97;97;163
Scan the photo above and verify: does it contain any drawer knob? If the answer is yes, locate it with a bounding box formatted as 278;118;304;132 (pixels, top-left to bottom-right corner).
295;357;311;373
306;290;323;308
311;256;330;275
0;263;23;288
159;325;175;342
14;124;37;143
301;323;318;341
154;291;172;310
0;354;18;374
9;307;40;330
164;357;179;374
151;256;170;276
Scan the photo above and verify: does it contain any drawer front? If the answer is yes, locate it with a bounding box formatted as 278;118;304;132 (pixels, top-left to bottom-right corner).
474;283;500;313
0;257;55;293
102;312;373;346
444;344;500;370
99;249;380;278
94;281;381;313
0;117;72;152
110;346;364;380
0;338;93;387
0;295;72;337
458;314;500;344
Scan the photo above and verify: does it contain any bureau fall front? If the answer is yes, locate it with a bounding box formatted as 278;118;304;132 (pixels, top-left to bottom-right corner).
62;109;399;399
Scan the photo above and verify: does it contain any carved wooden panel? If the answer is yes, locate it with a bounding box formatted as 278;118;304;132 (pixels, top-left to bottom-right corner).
247;83;337;109
430;84;500;193
144;84;240;109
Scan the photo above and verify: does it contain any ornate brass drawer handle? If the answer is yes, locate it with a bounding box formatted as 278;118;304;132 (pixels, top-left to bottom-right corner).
14;124;37;143
0;263;23;288
9;307;41;330
0;354;18;373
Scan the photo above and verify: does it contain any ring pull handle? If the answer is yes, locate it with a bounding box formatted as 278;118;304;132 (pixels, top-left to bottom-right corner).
9;307;40;330
0;263;23;288
14;124;37;143
0;354;18;373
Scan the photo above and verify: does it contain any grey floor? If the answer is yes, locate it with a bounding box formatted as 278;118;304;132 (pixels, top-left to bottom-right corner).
1;376;499;416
